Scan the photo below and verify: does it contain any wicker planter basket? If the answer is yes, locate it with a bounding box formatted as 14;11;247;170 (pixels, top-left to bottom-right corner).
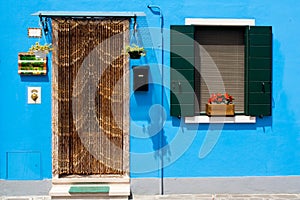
128;51;143;59
206;104;235;116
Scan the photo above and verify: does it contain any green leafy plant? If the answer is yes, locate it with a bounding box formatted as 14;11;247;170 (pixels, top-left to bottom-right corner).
20;55;36;60
125;44;146;57
29;42;53;53
208;92;234;105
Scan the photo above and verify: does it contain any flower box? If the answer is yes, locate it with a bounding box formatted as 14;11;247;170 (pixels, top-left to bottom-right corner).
18;53;47;75
206;104;235;116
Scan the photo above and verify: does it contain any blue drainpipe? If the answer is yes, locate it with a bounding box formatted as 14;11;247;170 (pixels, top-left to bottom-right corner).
147;4;164;195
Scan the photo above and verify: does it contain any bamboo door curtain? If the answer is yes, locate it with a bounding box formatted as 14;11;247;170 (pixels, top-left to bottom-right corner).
52;18;129;176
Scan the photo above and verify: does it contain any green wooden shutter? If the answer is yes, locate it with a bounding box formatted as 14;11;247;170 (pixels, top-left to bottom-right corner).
170;25;195;117
245;26;272;116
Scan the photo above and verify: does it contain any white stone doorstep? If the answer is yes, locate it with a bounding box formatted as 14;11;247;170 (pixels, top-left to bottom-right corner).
49;183;130;197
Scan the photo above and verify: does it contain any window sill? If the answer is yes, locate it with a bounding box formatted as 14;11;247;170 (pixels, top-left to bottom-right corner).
185;115;256;124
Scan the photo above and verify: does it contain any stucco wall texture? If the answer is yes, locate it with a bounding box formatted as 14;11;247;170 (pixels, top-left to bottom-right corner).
0;0;299;181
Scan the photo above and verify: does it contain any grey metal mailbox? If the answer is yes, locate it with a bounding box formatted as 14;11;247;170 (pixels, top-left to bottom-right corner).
133;66;149;91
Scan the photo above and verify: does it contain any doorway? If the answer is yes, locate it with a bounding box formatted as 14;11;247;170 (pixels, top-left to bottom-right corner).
51;18;130;177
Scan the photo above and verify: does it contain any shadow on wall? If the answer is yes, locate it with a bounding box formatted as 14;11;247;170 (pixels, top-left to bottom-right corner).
147;104;170;159
171;113;272;131
20;75;50;82
131;88;170;156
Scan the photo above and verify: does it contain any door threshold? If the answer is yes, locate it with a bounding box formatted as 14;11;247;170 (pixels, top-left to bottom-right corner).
52;175;130;184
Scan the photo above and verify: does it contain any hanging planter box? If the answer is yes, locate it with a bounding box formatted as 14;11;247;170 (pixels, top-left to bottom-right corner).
128;51;143;59
18;53;47;75
126;44;146;59
206;104;235;116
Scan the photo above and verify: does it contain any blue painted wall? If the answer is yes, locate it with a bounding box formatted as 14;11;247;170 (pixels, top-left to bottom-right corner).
0;0;300;180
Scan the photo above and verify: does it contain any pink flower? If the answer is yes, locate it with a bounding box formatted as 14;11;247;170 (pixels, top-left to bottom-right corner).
208;92;234;104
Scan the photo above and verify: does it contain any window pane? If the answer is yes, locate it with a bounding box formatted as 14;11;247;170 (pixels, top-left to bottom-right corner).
195;26;245;113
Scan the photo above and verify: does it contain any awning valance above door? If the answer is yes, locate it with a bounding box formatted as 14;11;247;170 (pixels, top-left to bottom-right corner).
32;11;146;18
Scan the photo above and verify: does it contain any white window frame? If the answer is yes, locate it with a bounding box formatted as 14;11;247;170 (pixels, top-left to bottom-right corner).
184;18;256;124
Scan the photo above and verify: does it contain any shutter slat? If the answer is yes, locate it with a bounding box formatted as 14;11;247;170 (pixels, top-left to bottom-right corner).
246;26;272;116
170;25;195;117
